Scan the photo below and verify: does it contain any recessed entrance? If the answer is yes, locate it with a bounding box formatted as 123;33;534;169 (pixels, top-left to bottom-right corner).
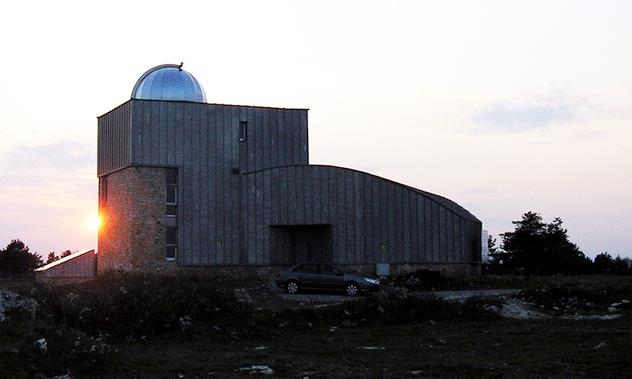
270;224;332;264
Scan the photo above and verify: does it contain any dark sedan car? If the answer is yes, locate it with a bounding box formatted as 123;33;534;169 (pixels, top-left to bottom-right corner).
276;262;381;296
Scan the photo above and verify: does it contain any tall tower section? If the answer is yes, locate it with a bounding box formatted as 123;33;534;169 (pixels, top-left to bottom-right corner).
97;64;308;272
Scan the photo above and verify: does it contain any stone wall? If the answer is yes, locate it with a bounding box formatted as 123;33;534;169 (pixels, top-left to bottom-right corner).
98;166;178;274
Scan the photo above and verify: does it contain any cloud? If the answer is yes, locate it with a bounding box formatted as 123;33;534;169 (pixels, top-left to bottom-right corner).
0;141;94;172
469;90;589;133
0;140;97;254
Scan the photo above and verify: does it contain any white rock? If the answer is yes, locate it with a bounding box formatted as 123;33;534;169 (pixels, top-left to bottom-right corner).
594;342;606;350
237;365;274;375
0;290;38;322
35;338;48;353
359;346;385;350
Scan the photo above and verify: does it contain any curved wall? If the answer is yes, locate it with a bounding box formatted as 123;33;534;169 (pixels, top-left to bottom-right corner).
241;165;482;266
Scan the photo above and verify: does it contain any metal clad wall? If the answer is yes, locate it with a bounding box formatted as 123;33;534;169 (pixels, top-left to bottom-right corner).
243;165;481;266
100;99;480;268
97;101;132;176
108;100;307;266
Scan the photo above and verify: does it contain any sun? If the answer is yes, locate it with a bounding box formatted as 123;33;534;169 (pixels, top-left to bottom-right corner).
87;214;102;231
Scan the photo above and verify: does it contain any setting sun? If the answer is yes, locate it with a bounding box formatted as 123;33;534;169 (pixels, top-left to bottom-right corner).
86;214;101;231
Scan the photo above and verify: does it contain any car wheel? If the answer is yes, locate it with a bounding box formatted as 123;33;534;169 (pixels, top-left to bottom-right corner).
287;280;299;294
345;282;359;297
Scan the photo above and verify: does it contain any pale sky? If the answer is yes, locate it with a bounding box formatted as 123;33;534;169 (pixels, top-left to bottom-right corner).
0;0;630;258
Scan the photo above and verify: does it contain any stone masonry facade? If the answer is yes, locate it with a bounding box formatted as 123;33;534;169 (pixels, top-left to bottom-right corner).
98;166;177;274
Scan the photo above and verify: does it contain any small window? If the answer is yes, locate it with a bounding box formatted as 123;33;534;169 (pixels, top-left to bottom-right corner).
166;204;177;216
239;121;247;142
166;169;178;185
166;246;177;260
166;168;177;217
166;226;178;260
166;186;177;204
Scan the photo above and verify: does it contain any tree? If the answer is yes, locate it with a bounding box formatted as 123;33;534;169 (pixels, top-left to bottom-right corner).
60;250;72;258
484;234;511;274
594;252;615;273
0;239;43;275
45;252;60;264
497;212;592;275
612;255;631;275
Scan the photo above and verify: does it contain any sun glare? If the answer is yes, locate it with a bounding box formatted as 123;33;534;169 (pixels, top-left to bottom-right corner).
87;214;102;231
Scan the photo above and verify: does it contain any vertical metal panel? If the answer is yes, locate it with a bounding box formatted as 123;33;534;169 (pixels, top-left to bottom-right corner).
247;108;256;172
263;169;272;263
304;167;313;224
438;206;446;262
446;211;454;263
394;185;403;262
230;106;240;264
404;190;414;262
255;168;264;264
416;196;425;262
353;172;363;263
344;172;355;262
425;200;433;261
296;166;305;223
278;110;288;167
270;109;278;168
262;109;271;170
319;167;329;224
370;176;379;263
270;168;280;224
215;106;225;264
239;171;247;264
206;105;217;264
432;202;440;261
167;102;176;165
299;111;309;164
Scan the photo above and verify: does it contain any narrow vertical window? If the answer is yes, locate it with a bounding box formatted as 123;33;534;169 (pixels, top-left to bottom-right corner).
165;168;178;261
239;121;247;142
166;169;177;216
166;226;178;260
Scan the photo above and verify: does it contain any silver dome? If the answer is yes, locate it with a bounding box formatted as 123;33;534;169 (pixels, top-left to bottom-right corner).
131;63;206;103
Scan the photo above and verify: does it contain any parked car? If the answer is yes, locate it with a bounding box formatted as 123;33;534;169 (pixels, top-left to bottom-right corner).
276;262;381;296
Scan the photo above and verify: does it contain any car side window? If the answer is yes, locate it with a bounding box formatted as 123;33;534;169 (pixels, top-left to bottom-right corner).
293;264;306;273
319;264;341;276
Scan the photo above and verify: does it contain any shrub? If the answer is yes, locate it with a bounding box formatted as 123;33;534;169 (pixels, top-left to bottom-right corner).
33;271;254;337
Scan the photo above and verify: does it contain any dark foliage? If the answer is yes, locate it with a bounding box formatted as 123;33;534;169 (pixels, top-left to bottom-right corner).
45;252;59;265
33;271;255;337
593;253;632;274
0;239;43;276
488;212;593;275
44;250;73;265
392;270;448;291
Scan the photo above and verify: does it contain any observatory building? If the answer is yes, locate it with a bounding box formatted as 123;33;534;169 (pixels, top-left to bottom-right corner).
97;64;482;276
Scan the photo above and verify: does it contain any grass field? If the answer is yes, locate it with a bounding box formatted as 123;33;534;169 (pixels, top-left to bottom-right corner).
1;274;631;378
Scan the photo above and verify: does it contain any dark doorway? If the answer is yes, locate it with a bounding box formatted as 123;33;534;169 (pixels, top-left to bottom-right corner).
270;225;332;264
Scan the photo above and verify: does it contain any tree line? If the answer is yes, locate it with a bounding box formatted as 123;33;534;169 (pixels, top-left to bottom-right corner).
486;211;631;275
0;239;72;277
